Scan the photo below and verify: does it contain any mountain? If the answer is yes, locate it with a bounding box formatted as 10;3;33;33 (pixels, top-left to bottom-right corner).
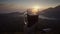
0;12;24;32
38;5;60;33
40;5;60;19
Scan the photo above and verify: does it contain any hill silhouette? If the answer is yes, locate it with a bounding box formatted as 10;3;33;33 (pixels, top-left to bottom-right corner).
0;12;24;32
40;5;60;19
38;5;60;33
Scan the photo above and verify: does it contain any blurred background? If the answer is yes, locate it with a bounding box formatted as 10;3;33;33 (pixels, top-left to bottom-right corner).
0;0;60;34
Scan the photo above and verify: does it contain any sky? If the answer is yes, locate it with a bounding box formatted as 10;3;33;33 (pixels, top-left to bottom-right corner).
0;0;60;13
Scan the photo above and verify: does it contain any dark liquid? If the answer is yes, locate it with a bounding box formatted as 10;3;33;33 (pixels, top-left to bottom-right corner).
27;14;38;27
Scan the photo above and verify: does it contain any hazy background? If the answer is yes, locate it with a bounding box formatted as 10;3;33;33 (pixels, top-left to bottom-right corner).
0;0;60;34
0;0;60;13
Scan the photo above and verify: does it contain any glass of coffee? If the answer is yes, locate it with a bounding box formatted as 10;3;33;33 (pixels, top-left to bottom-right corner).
24;8;39;27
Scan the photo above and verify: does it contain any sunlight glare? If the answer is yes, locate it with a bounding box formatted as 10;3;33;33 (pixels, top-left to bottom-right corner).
32;6;40;15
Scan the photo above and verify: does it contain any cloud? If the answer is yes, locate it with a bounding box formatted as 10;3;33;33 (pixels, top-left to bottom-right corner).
0;3;17;13
0;3;25;13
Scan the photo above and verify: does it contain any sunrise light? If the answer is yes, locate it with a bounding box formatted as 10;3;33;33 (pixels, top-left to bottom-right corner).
31;6;40;15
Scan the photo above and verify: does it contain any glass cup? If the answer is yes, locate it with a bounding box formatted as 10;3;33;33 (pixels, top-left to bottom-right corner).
24;9;39;27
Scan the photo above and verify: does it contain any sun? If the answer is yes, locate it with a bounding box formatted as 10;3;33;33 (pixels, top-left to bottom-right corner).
31;6;40;15
33;6;40;9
